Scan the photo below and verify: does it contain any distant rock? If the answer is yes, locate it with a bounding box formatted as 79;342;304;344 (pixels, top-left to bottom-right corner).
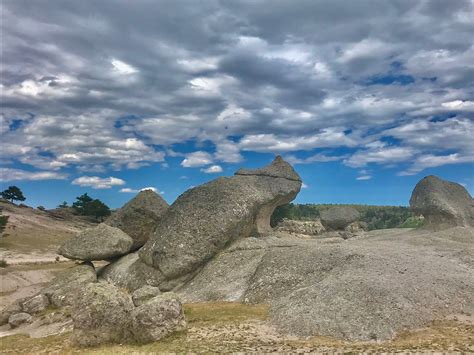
132;285;161;307
106;189;169;249
410;175;474;229
71;282;135;347
41;262;97;307
0;301;22;326
98;252;164;292
9;312;32;328
320;206;360;230
59;223;133;261
21;294;49;314
131;292;186;343
275;218;325;236
140;156;301;282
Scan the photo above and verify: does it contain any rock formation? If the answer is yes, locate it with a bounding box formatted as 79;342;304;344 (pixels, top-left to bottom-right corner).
139;156;301;282
275;218;325;236
71;282;135;347
320;206;360;230
410;175;474;229
131;292;186;343
106;189;169;249
58;223;133;261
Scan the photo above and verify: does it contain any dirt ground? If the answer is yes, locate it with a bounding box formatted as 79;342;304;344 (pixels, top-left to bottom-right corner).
0;302;473;353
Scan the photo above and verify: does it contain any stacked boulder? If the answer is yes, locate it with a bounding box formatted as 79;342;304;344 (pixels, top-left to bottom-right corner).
320;206;367;238
139;156;302;284
410;175;474;229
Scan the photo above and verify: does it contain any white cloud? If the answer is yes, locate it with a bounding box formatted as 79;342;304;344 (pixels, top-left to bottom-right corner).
345;145;414;168
181;151;214;168
201;165;223;173
285;153;345;165
72;176;125;189
301;182;309;189
111;59;138;75
0;168;68;181
120;186;163;194
399;153;474;176
356;175;372;180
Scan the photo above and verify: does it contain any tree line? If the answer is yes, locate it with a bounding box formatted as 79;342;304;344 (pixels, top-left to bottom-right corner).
271;203;424;230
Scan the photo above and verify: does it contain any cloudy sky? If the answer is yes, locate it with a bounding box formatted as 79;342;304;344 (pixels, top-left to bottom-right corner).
1;0;473;208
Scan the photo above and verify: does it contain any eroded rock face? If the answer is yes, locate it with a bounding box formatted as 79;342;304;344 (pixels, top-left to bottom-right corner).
71;282;135;347
131;292;186;343
410;175;474;229
41;262;97;307
98;252;164;292
59;223;133;261
320;206;360;230
106;189;169;249
139;156;301;281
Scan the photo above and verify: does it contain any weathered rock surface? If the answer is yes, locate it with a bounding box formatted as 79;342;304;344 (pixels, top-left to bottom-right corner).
410;175;474;229
320;206;360;230
140;156;301;281
0;300;22;326
98;252;164;292
274;218;325;236
21;294;49;314
41;262;97;307
106;189;169;249
131;292;186;343
71;282;134;347
178;227;474;341
59;223;133;261
9;312;32;328
132;285;161;307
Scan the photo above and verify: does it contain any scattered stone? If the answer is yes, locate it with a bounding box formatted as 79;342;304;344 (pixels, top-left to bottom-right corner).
106;189;169;249
0;300;22;326
140;156;301;281
132;292;186;343
320;206;360;230
59;223;133;261
132;285;162;307
274;218;325;236
410;175;474;229
21;294;49;314
9;312;32;328
41;262;97;307
71;282;135;347
98;252;164;292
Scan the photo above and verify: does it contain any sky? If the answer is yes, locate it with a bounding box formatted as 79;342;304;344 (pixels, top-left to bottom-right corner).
1;0;473;209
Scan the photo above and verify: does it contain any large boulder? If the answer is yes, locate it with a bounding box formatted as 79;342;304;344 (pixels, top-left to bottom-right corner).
106;189;169;249
131;292;186;343
41;262;97;307
98;252;164;292
139;156;301;281
59;223;133;261
71;282;135;347
320;206;360;230
410;175;474;229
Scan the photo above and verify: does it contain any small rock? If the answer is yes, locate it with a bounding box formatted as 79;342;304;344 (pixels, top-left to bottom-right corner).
0;301;22;326
320;206;360;230
59;223;133;261
9;312;32;328
132;285;161;307
21;294;49;314
132;292;186;343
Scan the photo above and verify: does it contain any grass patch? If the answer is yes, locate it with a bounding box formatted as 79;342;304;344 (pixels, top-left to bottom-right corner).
0;259;8;267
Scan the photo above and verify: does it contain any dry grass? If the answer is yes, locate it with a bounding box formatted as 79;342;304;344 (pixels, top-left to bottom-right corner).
0;302;473;354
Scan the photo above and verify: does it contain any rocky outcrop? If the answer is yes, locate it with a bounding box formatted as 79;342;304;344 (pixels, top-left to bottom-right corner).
139;156;301;282
320;206;360;230
0;301;22;326
21;294;49;314
410;175;474;229
275;218;325;236
71;282;135;347
131;292;186;343
8;312;32;328
41;262;97;307
132;285;161;307
98;252;164;292
59;223;133;261
106;189;169;249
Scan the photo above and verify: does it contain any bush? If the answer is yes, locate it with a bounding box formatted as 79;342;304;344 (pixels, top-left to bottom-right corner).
0;259;7;267
0;213;9;236
37;206;46;211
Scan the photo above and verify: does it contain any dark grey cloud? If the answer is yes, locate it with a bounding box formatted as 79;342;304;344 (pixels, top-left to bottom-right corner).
0;0;473;177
